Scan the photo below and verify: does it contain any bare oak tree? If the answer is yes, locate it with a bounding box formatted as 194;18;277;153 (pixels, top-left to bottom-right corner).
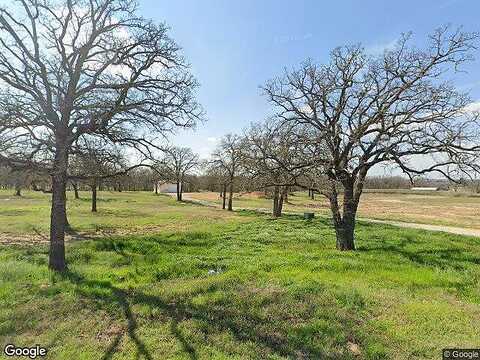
156;146;199;201
243;120;321;217
0;0;202;270
263;27;479;250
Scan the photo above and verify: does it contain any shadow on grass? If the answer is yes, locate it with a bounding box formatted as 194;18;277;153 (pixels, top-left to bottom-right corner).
58;227;349;360
62;269;334;360
62;271;158;360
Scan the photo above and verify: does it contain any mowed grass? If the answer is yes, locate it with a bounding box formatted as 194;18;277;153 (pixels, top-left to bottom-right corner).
1;193;480;359
186;190;480;229
0;190;242;236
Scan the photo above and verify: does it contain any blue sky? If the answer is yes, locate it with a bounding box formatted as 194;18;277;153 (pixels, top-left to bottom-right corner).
139;0;480;160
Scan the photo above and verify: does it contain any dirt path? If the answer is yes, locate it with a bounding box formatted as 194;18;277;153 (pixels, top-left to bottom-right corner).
177;193;480;238
358;218;480;238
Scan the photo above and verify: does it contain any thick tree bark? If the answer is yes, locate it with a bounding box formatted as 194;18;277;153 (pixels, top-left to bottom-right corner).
227;181;233;211
49;147;68;271
327;183;357;251
222;183;227;209
154;182;158;195
91;179;97;212
180;181;184;200
333;211;356;250
14;184;21;196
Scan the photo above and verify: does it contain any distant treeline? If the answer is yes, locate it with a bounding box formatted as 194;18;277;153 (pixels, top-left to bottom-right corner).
362;176;451;190
2;166;478;194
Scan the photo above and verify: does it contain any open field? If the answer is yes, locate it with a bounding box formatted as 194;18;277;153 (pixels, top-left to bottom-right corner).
0;190;243;239
185;190;480;230
1;191;480;359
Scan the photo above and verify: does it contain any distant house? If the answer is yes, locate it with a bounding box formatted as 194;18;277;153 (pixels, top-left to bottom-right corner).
410;187;439;191
154;182;179;193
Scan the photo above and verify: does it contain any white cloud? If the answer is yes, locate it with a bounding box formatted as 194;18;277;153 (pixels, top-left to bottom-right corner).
464;101;480;113
365;39;398;55
206;137;218;143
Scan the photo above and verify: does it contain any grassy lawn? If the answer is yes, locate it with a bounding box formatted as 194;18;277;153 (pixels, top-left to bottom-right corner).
0;190;243;237
0;192;479;359
186;190;480;229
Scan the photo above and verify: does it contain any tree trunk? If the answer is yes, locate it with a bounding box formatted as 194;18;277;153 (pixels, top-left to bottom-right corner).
91;179;97;212
272;186;279;217
328;183;356;251
222;183;227;209
310;189;315;200
176;181;181;201
72;181;80;199
49;147;68;271
333;212;356;250
14;184;21;196
228;181;233;211
154;182;158;195
180;181;183;201
273;186;287;217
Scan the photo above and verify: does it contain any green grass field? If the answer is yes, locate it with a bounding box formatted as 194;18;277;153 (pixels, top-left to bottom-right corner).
1;191;479;359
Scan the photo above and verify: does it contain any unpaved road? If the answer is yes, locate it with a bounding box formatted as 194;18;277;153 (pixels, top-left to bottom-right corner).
358;218;480;238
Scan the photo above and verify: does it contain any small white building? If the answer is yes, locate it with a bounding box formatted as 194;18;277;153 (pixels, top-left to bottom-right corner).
154;182;179;193
410;187;438;191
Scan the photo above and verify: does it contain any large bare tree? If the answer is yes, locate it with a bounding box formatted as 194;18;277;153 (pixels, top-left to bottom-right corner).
0;0;202;270
263;27;480;250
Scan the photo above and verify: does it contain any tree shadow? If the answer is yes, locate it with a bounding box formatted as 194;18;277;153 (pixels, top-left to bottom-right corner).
62;271;159;360
60;264;343;360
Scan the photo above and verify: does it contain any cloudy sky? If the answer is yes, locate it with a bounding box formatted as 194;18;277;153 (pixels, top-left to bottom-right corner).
138;0;480;167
